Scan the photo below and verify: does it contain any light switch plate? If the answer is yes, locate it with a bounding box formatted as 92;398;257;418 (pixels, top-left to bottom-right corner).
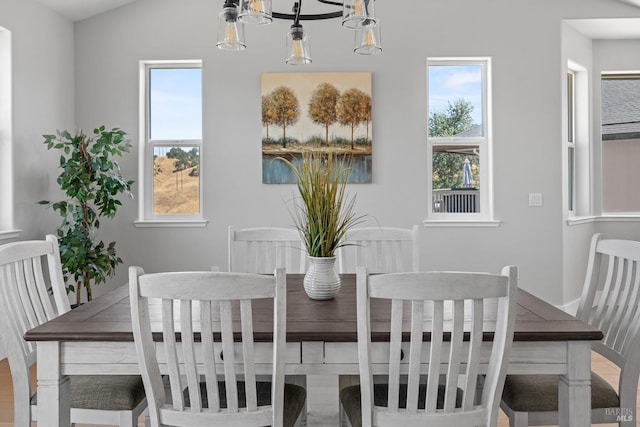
529;193;543;207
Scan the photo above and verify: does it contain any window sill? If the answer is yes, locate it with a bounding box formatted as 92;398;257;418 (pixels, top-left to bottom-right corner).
566;215;640;226
422;219;501;228
0;229;22;244
133;220;208;228
566;216;597;226
597;214;640;222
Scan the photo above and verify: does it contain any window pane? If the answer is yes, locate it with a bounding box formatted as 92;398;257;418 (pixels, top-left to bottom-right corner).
428;64;483;138
601;75;640;212
567;72;574;143
153;146;200;215
149;68;202;140
568;146;574;211
432;145;480;213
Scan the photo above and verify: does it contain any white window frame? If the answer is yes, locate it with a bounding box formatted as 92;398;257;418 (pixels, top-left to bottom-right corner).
0;27;19;243
565;60;591;223
135;60;207;228
425;57;495;225
567;69;576;214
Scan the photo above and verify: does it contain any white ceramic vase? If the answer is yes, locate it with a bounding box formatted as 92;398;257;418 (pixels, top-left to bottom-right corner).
303;256;341;300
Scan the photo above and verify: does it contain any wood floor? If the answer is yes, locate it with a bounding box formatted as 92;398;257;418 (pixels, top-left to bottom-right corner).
0;353;636;426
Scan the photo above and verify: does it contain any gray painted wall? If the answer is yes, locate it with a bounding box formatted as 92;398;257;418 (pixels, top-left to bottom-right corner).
0;0;75;360
0;0;75;242
8;0;640;308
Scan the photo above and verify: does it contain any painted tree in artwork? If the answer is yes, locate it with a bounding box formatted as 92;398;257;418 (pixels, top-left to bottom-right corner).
308;83;339;146
269;86;300;148
361;93;372;141
262;94;277;140
337;88;368;150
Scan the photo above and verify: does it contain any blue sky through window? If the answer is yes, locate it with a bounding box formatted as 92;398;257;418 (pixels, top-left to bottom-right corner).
150;68;202;141
428;64;482;126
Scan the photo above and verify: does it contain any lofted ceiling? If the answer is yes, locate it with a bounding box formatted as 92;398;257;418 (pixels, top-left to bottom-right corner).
32;0;640;38
36;0;138;22
36;0;342;22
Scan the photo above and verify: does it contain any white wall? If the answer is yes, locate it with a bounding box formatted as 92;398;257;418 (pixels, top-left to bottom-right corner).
65;0;640;306
561;22;597;310
0;0;75;240
0;0;75;359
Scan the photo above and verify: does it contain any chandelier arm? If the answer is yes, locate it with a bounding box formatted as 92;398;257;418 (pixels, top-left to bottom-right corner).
272;11;342;20
316;0;344;6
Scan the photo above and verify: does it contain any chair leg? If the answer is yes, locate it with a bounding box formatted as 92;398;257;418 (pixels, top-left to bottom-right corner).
510;411;529;427
143;409;152;427
119;411;135;427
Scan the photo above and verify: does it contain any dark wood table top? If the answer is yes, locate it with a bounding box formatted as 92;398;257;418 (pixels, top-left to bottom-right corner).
24;274;604;344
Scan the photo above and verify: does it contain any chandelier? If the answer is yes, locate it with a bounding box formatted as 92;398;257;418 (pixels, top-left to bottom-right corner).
216;0;382;64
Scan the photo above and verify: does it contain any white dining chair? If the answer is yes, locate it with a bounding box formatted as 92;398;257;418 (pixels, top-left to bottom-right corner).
228;225;307;274
0;234;148;427
501;233;640;427
337;225;420;274
340;266;518;427
129;267;307;427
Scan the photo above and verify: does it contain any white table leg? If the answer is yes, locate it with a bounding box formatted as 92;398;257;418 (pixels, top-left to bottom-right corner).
306;374;339;427
36;341;70;427
558;341;591;427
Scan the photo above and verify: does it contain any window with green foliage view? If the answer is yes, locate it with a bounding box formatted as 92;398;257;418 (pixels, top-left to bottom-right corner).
427;59;490;218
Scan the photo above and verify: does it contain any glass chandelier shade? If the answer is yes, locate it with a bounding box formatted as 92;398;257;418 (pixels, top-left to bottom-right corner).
217;5;247;51
342;0;377;30
354;21;381;55
238;0;273;24
217;0;382;64
286;23;312;65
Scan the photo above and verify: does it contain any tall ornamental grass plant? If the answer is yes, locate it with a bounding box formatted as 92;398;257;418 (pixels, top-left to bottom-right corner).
279;151;364;257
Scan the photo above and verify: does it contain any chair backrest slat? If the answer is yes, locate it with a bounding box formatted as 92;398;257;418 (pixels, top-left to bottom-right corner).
445;300;465;412
229;226;306;274
614;260;640;351
405;300;424;413
356;266;517;426
462;299;483;410
161;299;185;410
240;299;258;412
338;226;420;274
387;299;403;410
426;300;444;413
199;300;221;411
130;268;286;426
14;260;40;332
181;300;202;412
31;255;57;320
219;299;239;412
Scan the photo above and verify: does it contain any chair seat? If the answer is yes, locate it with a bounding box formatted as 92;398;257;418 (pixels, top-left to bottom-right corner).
502;372;620;412
31;375;146;411
340;383;463;427
185;381;306;427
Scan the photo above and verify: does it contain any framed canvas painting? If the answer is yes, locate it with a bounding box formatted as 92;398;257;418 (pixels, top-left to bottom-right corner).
261;72;372;184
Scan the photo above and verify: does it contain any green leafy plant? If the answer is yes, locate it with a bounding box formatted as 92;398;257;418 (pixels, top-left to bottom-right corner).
279;151;364;258
39;126;134;305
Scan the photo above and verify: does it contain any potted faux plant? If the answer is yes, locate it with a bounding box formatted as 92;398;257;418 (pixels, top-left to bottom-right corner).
39;126;134;305
279;151;364;300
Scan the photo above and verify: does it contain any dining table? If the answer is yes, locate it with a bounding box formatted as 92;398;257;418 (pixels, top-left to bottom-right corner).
24;273;604;427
